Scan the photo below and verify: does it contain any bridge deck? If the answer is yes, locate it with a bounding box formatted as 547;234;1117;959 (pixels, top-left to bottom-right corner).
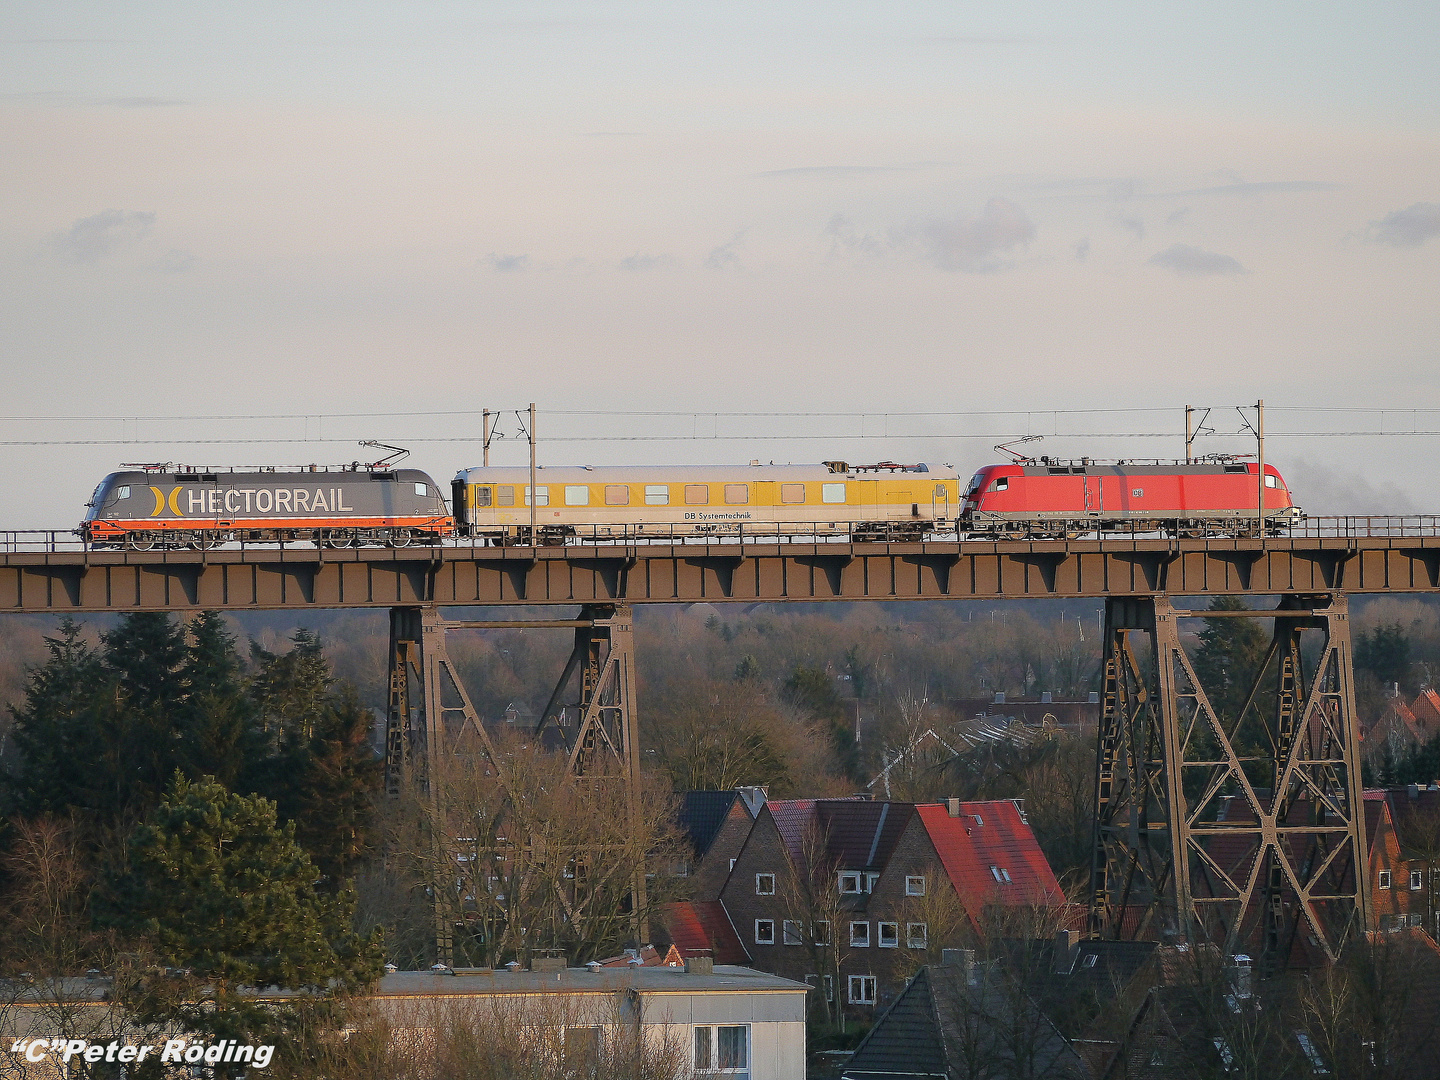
3;532;1439;611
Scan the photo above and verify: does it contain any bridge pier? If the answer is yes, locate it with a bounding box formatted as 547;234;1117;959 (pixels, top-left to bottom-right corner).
383;603;645;962
1088;593;1370;971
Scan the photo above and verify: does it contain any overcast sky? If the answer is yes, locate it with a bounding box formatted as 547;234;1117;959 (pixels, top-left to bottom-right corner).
2;1;1438;527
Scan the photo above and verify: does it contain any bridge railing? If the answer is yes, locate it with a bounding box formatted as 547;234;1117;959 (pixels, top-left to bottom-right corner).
4;516;1440;553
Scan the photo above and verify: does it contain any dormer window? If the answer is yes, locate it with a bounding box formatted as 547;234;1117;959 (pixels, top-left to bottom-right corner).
840;872;863;894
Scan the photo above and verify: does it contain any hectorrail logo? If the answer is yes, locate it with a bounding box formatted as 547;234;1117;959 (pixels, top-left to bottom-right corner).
149;486;183;517
145;486;357;517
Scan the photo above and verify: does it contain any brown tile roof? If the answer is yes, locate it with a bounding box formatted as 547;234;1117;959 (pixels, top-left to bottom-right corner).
659;900;751;965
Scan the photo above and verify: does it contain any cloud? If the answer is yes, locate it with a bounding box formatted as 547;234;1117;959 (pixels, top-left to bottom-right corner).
825;215;886;258
1074;238;1090;261
1367;203;1440;247
49;209;155;264
1147;243;1245;276
150;249;196;274
704;232;744;270
1111;214;1145;241
912;198;1035;272
1166;207;1191;226
485;253;529;272
618;253;671;272
104;96;184;108
1158;181;1343;198
756;162;950;179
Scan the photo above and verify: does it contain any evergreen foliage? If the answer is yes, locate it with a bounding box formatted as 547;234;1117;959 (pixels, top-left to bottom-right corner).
1192;596;1270;723
99;775;383;1066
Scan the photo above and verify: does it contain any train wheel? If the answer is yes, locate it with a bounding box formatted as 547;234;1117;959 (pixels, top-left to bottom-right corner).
387;529;414;548
189;533;229;550
321;529;356;549
125;534;157;551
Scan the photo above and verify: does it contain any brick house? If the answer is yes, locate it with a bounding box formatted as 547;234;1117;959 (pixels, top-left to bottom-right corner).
1378;785;1440;938
676;788;766;901
718;797;1063;1018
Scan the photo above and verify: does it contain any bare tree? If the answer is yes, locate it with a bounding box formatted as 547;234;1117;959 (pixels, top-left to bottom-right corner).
777;819;848;1028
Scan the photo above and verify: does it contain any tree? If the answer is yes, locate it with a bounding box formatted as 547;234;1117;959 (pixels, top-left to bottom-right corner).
182;611;263;788
250;628;332;748
777;820;849;1029
1356;623;1413;693
99;774;383;1073
1192;596;1270;725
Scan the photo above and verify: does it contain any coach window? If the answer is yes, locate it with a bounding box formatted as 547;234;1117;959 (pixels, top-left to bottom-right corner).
781;483;806;504
604;485;630;506
821;483;846;504
644;485;669;506
476;486;493;507
523;486;549;507
497;486;515;507
685;484;709;505
724;484;749;505
564;485;589;506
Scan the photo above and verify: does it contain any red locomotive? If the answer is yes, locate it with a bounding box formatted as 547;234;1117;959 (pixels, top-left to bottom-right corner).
960;456;1301;539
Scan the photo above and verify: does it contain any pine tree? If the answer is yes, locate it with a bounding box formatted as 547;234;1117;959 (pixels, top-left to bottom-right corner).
99;775;383;1070
1192;596;1269;723
181;612;261;788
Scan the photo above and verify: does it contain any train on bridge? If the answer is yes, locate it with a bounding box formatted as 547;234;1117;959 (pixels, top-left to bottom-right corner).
77;454;1300;550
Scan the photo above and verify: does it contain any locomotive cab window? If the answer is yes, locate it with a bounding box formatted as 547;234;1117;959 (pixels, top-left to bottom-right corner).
991;477;1009;492
821;483;846;504
565;485;589;506
1265;475;1278;488
781;483;806;504
724;484;749;505
476;486;493;507
497;486;515;507
114;486;131;501
685;484;709;505
415;483;428;496
644;485;669;506
605;485;630;506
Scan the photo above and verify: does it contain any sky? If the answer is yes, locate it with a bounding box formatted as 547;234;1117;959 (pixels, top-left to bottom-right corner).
2;1;1438;528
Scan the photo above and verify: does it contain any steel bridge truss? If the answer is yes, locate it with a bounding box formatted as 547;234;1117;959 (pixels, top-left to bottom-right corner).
1089;594;1370;971
383;604;644;964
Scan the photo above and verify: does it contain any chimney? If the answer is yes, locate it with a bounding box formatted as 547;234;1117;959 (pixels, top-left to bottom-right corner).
531;955;566;973
994;692;1006;704
943;948;977;987
947;797;962;818
684;956;714;975
1088;691;1100;704
1041;692;1052;703
1228;955;1252;1000
1053;930;1081;974
1409;783;1421;800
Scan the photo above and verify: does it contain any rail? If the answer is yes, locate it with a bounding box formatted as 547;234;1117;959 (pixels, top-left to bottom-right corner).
5;515;1440;554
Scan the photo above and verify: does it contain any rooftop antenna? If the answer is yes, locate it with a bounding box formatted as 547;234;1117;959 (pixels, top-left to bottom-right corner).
359;441;410;470
994;435;1043;462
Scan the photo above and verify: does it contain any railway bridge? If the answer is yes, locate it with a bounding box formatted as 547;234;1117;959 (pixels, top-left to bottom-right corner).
5;520;1440;968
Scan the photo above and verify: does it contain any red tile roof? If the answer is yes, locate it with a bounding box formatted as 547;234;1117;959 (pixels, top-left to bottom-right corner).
1412;689;1440;731
660;900;751;965
915;800;1063;912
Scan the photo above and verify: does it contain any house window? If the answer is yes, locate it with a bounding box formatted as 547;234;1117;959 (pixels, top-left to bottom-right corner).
755;873;775;895
906;875;926;896
685;484;709;505
754;919;775;946
907;922;928;949
821;483;846;504
840;872;863;894
604;485;630;506
724;484;749;505
644;484;669;505
522;486;549;507
564;485;589;506
783;920;802;946
877;922;899;948
850;921;869;948
564;1026;600;1068
497;485;515;507
780;483;806;504
1082;953;1099;969
867;872;880;892
848;975;877;1005
1411;870;1424;891
694;1025;748;1073
990;866;1012;883
1379;870;1392;890
812;920;831;946
807;974;834;1001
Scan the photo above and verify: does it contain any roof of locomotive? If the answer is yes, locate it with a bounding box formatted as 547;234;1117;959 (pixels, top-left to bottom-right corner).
972;460;1288;479
96;466;441;484
455;462;960;483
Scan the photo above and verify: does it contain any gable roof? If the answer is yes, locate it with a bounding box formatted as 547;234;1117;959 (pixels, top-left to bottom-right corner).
1412;689;1440;729
765;798;913;872
843;966;948;1079
677;791;743;858
659;900;751;965
916;800;1064;909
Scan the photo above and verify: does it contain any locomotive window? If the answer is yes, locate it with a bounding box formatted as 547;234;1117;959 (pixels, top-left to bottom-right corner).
605;485;630;506
967;472;985;494
523;486;549;507
476;486;493;507
685;484;709;505
115;486;131;501
415;483;428;496
1265;475;1278;488
821;483;846;504
780;484;805;504
498;486;515;507
724;484;749;505
990;477;1009;492
645;485;669;505
565;485;589;506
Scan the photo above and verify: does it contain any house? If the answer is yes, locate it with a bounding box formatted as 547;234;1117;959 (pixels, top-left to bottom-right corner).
1378;784;1440;939
658;900;753;966
1363;696;1424;769
676;788;765;900
3;964;810;1080
841;951;1089;1080
719;797;1063;1017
